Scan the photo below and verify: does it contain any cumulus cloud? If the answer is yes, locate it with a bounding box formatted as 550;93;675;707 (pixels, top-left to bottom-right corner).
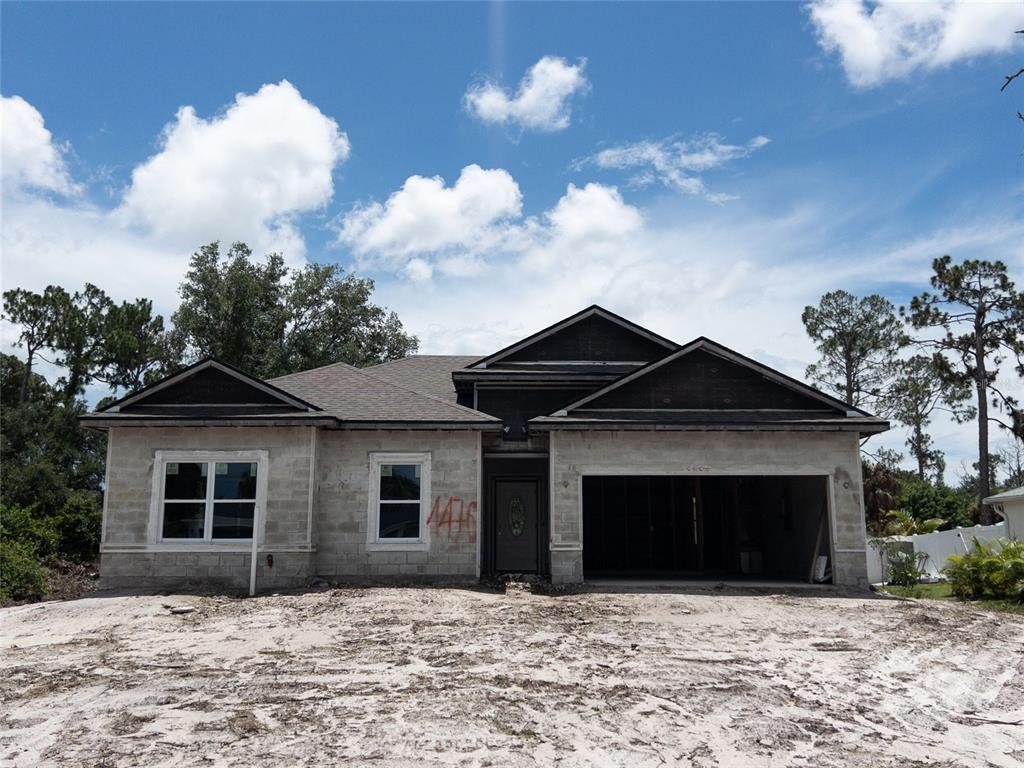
1;95;79;196
337;165;523;271
118;80;350;257
2;84;349;314
582;133;770;202
335;164;642;279
464;56;589;132
808;0;1024;88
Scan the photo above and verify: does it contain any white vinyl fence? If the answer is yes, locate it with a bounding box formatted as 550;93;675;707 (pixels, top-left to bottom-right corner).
867;522;1010;585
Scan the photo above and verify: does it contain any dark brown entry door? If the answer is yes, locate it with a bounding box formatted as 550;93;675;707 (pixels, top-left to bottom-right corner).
495;478;539;572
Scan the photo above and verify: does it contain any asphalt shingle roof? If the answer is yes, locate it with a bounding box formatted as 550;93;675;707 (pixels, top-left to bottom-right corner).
269;361;497;424
365;355;478;403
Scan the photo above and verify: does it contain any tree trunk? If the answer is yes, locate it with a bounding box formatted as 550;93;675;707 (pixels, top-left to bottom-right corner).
914;425;926;481
976;337;993;525
18;348;33;404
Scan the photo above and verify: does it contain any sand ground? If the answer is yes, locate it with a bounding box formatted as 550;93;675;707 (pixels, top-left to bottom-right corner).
1;585;1022;767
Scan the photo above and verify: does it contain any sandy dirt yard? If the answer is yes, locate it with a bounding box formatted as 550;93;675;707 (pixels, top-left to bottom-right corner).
1;585;1023;768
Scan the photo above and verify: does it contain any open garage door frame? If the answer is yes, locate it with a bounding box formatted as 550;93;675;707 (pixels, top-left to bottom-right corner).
579;472;836;582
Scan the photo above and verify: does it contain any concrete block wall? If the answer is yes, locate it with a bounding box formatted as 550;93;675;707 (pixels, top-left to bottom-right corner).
100;426;315;591
314;430;480;581
548;429;869;587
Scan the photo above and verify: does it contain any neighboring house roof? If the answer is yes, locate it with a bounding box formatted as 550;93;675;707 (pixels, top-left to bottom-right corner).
984;486;1024;504
365;355;479;403
269;361;499;427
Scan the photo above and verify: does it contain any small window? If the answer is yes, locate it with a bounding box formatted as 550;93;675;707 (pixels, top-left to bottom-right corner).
157;455;262;542
368;453;430;549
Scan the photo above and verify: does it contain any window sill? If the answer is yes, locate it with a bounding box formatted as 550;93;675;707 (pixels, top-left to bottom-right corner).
101;543;316;554
366;540;430;552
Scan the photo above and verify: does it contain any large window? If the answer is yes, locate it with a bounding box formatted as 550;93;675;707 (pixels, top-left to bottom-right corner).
155;452;266;542
368;452;430;550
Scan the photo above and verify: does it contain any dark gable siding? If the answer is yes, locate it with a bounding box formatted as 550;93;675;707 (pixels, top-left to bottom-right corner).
477;386;596;439
501;314;671;364
120;367;301;415
582;349;839;412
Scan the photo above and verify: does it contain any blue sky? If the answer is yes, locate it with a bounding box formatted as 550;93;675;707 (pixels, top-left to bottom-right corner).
2;1;1023;476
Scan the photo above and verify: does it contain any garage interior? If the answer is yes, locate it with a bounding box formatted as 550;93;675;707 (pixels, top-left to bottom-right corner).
582;475;832;582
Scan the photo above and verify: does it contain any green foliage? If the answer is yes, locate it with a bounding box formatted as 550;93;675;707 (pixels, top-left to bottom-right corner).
893;477;974;530
802;290;907;408
945;538;1024;601
2;283;173;401
884;509;945;536
0;539;48;603
887;549;930;587
883;355;973;482
903;256;1024;522
172;241;418;378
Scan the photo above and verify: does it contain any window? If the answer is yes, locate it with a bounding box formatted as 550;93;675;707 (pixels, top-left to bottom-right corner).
154;452;266;543
368;452;431;550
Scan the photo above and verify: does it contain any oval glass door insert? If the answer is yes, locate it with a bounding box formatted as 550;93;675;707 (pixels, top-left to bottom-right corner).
508;495;525;536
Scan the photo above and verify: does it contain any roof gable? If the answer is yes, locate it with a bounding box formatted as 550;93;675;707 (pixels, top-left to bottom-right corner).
103;358;318;414
554;338;865;416
469;306;677;369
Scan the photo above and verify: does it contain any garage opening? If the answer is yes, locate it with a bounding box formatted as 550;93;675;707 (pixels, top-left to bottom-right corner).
581;475;831;582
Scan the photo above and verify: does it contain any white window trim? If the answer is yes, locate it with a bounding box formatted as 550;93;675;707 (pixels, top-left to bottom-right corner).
149;450;269;546
367;451;431;552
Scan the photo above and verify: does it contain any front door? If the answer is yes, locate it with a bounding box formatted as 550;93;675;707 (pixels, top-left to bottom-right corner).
494;478;539;572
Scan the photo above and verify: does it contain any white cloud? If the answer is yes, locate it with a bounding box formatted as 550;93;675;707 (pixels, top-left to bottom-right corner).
1;95;79;196
808;0;1024;88
2;84;350;317
464;56;589;132
118;80;350;258
584;133;770;202
336;164;524;271
335;165;642;279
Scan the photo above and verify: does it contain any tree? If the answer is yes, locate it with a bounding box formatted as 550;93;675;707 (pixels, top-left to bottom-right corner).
904;256;1024;524
172;241;418;377
1;287;60;403
285;263;419;371
883;355;973;482
861;455;903;535
802;290;906;409
172;242;290;376
1001;30;1023;123
998;436;1024;489
93;297;178;392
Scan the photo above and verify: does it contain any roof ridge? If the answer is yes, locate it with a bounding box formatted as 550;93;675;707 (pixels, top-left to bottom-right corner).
354;366;499;420
268;359;357;383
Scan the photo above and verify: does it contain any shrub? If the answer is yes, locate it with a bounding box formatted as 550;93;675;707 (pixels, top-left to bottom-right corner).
887;550;930;587
945;538;1024;600
0;539;48;603
50;491;102;563
0;502;59;558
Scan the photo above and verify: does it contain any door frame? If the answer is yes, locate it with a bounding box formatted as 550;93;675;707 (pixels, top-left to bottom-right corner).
482;456;549;576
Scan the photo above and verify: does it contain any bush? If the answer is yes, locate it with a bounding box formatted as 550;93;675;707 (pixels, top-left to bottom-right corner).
0;502;59;558
0;539;48;603
50;491;102;562
945;538;1024;600
0;494;101;564
887;550;930;587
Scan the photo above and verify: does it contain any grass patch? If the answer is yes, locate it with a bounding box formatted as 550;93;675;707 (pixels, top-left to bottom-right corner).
880;582;1024;615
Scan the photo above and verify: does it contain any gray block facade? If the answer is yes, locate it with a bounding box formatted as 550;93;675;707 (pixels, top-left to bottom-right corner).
100;424;869;591
547;429;869;588
99;426;480;591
